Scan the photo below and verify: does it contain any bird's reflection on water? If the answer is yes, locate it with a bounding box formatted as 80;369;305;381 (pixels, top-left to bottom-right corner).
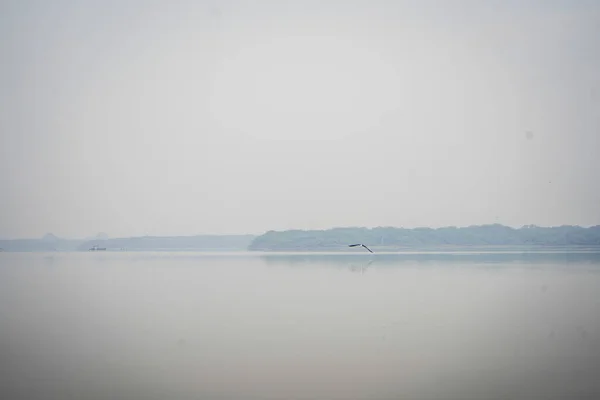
347;259;374;274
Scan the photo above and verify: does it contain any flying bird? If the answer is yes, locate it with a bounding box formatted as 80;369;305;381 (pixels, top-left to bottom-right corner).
348;243;373;253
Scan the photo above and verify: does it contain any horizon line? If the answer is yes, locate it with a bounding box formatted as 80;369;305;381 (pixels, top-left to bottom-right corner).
2;223;600;241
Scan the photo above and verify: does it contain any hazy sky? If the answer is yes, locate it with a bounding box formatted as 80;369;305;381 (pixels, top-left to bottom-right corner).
1;0;599;238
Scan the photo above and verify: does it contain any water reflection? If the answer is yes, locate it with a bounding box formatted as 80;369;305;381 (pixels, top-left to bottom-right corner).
1;251;600;400
259;250;600;271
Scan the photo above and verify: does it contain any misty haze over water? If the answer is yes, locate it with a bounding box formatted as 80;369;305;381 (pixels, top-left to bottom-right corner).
2;0;599;398
1;251;599;399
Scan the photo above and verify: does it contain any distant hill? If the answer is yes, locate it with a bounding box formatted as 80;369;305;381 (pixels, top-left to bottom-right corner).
248;224;600;251
88;232;109;240
42;233;60;241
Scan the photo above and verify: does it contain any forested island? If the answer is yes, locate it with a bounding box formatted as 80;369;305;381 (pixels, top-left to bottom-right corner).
248;224;600;251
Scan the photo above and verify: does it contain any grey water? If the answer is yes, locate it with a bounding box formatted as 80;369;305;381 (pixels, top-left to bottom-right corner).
1;251;600;400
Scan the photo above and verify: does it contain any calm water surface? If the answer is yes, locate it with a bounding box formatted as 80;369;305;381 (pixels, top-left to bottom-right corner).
1;251;600;399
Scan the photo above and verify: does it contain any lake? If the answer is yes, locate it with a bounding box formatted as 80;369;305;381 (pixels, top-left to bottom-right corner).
1;251;600;399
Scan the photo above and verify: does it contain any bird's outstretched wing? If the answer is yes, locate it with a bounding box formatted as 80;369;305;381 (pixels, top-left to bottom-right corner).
361;244;373;253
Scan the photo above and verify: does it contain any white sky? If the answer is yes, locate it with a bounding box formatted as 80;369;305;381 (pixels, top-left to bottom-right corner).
1;0;599;238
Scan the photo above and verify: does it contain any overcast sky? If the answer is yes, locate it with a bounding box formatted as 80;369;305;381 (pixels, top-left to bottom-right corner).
1;0;599;238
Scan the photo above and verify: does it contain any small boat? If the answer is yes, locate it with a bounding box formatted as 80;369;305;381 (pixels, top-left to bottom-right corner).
89;245;106;251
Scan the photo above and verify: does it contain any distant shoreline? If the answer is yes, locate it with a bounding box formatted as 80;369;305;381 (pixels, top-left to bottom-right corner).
2;224;599;252
2;245;600;254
